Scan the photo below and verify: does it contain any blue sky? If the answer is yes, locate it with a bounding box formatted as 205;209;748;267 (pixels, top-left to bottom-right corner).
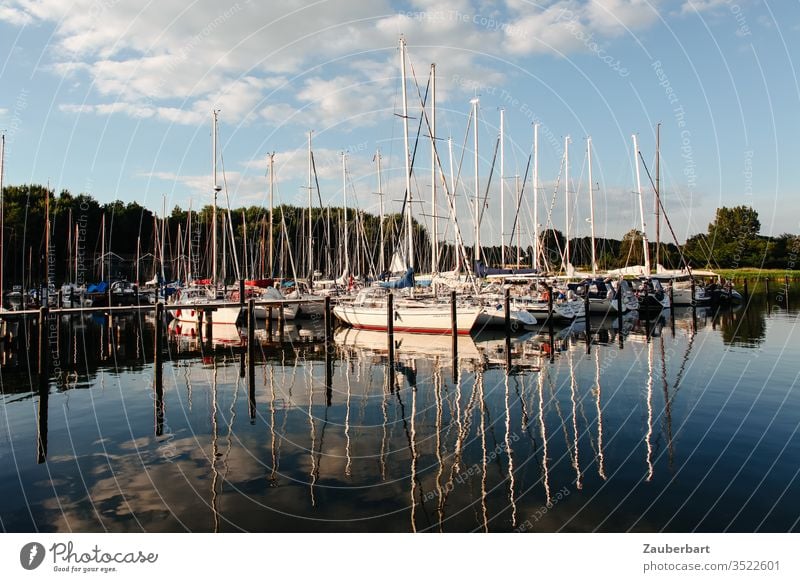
1;0;798;246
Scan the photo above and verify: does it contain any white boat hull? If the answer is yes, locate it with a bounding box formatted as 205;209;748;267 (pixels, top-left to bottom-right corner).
173;305;242;325
333;302;480;335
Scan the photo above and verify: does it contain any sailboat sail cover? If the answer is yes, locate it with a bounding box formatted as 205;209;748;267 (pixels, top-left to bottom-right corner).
379;267;415;289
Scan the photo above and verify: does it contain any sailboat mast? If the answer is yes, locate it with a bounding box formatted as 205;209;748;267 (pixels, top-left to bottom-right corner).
242;209;248;280
588;136;597;276
515;174;521;268
212;110;221;287
307;131;313;280
187;202;193;282
471;97;480;265
564;135;571;272
100;212;105;281
533;123;539;271
632;133;651;274
400;36;414;271
430;63;437;274
448;136;459;271
268;152;274;277
500;108;505;266
376;149;385;274
0;133;5;298
342;152;349;274
655;122;661;268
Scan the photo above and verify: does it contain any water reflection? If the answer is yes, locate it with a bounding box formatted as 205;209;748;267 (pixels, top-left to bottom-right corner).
1;283;799;532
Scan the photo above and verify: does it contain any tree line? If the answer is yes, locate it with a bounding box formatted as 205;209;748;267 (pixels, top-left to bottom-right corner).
1;185;796;288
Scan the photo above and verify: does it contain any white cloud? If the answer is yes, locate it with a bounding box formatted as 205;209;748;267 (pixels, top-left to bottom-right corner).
0;5;32;26
679;0;729;15
5;0;665;134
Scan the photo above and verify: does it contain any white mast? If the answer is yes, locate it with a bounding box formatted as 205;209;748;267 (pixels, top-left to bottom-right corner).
500;108;505;266
587;136;597;276
342;152;349;274
632;133;651;274
212;110;221;287
515;174;521;268
448;136;458;271
533;123;539;271
400;36;414;271
0;133;4;298
376;149;385;274
268;152;274;277
430;62;437;274
471;97;480;265
307;130;313;280
564;135;571;273
100;213;105;281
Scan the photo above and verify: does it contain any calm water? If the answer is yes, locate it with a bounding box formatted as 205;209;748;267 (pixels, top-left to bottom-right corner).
1;284;798;532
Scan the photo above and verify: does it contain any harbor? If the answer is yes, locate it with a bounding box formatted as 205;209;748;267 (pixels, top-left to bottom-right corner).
0;279;797;532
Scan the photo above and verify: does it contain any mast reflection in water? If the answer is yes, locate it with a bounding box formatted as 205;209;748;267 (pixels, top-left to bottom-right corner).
1;286;799;532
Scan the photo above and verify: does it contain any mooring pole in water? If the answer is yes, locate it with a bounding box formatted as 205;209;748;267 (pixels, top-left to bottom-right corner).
387;292;396;392
584;284;591;353
324;296;333;403
197;309;204;341
450;290;458;381
247;298;256;400
154;302;164;435
387;292;395;353
547;284;555;363
765;278;770;296
36;306;50;463
669;284;676;334
38;306;48;375
267;307;273;337
743;279;749;301
36;377;49;463
239;279;245;307
278;304;285;340
206;309;213;348
616;280;624;341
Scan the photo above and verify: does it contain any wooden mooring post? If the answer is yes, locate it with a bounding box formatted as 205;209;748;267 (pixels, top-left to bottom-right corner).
324;296;333;405
387;292;395;391
247;298;256;411
38;306;48;375
584;284;591;353
547;284;555;363
154;302;164;436
616;280;624;349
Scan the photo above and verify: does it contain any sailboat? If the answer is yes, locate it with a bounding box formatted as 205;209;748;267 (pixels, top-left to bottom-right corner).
333;37;481;336
171;111;242;326
630;133;670;311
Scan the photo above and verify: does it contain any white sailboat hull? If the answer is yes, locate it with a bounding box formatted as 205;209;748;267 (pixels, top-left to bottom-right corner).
333;302;480;335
